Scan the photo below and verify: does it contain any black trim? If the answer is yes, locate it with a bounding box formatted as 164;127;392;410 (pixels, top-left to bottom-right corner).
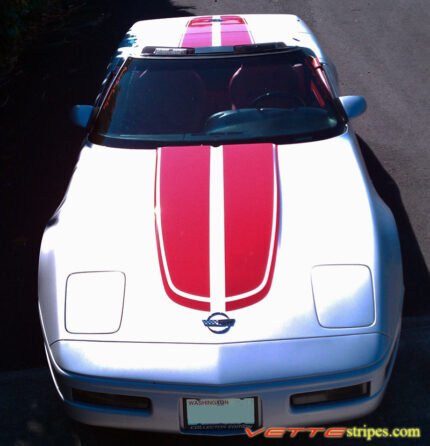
291;382;370;407
142;42;290;57
72;388;151;412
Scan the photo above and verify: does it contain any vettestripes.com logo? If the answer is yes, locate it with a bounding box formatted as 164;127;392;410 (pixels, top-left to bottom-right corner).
245;425;422;440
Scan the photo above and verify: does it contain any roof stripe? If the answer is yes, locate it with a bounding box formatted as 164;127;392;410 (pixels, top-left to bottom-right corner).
180;15;253;48
180;17;213;47
220;15;253;46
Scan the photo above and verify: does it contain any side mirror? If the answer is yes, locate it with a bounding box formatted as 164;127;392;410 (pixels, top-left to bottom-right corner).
71;105;94;128
339;96;367;119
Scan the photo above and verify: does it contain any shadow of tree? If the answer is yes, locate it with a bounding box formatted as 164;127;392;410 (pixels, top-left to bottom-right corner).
0;1;193;371
357;136;430;318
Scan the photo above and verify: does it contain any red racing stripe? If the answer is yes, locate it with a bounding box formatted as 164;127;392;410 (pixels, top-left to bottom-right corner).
220;15;253;46
181;17;213;47
156;146;211;311
223;144;278;311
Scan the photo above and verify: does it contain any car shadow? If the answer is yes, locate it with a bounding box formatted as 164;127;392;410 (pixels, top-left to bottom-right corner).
356;136;430;318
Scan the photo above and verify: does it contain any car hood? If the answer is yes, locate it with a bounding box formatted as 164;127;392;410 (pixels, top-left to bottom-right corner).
39;128;383;344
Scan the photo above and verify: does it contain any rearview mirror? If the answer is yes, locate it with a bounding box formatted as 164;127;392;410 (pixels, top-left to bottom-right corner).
339;96;367;119
71;105;94;128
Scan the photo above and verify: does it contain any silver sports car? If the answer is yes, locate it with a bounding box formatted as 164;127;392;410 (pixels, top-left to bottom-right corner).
38;14;403;435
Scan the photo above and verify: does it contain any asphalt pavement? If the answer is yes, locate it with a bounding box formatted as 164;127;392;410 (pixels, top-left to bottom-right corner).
0;0;429;444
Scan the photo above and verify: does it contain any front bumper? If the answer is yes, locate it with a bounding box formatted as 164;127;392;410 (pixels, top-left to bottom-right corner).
45;332;399;435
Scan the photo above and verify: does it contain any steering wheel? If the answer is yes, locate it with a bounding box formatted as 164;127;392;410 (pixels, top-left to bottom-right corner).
251;91;306;107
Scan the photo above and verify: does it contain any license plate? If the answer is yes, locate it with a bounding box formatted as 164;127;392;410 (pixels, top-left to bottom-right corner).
183;397;258;431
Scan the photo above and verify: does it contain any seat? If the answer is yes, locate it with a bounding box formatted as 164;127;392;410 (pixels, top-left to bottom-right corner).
229;63;303;109
124;69;206;134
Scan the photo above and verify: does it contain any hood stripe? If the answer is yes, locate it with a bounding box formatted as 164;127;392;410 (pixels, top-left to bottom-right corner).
223;144;278;310
155;146;211;311
156;144;278;312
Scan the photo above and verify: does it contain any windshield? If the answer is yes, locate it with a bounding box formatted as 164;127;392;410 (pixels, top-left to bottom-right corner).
90;49;345;148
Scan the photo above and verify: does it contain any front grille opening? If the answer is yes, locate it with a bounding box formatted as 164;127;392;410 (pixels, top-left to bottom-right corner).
72;389;151;411
291;382;370;407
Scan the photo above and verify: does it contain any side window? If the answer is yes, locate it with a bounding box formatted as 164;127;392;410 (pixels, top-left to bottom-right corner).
94;71;114;108
94;31;138;108
321;63;340;97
